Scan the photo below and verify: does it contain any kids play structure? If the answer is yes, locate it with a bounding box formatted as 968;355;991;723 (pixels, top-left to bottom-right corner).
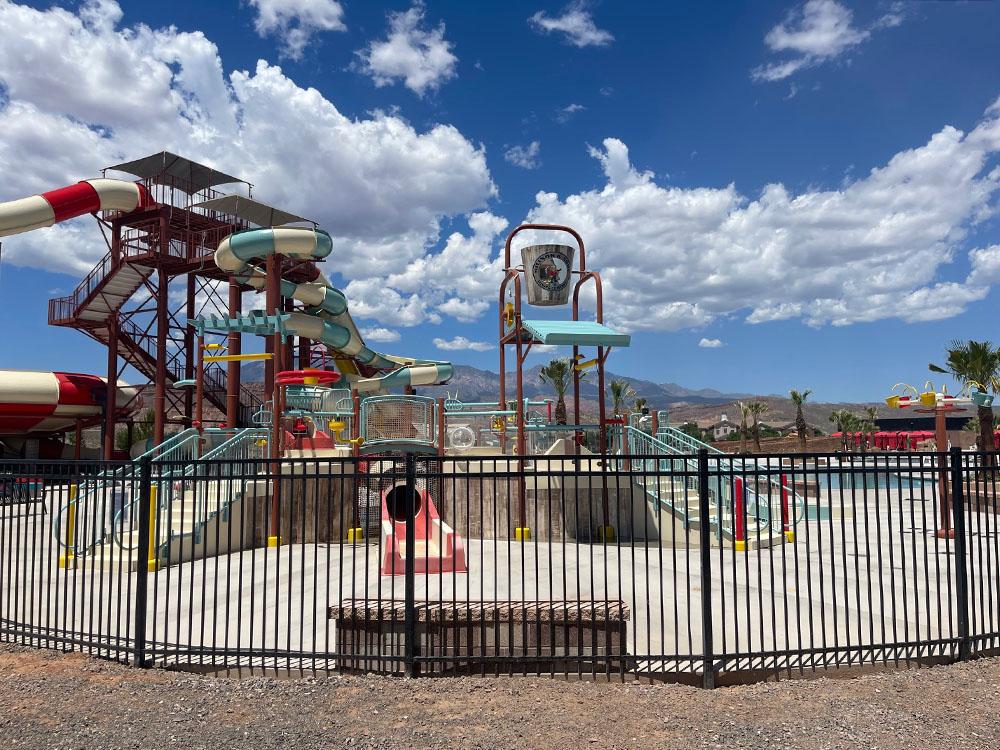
0;152;804;571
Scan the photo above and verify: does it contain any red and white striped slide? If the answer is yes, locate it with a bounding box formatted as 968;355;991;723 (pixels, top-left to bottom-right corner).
0;370;141;436
0;179;152;238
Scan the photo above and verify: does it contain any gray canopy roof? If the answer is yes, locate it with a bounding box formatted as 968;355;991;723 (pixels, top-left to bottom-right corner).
192;195;311;227
106;152;245;192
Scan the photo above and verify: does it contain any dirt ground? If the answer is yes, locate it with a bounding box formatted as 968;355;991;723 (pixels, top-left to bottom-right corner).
1;646;999;749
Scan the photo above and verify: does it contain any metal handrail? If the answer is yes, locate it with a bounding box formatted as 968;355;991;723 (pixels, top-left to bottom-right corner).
617;425;805;541
113;427;268;554
52;428;202;555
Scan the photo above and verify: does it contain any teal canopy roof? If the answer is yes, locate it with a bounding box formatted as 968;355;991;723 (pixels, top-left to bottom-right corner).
520;319;630;347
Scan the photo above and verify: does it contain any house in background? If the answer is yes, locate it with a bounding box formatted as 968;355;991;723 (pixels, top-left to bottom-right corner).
707;413;739;441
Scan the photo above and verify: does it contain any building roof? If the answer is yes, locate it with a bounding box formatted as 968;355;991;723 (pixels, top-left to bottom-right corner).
106;152;245;192
191;195;311;227
707;420;738;430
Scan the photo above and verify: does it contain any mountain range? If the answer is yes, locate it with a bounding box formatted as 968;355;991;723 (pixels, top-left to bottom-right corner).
239;361;750;409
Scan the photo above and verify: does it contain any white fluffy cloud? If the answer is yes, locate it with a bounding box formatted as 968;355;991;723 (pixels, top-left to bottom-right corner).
0;0;494;293
753;0;904;82
525;101;1000;332
356;3;457;96
433;336;492;352
248;0;346;59
504;141;541;170
699;338;724;349
556;103;585;124
529;2;613;48
360;326;402;343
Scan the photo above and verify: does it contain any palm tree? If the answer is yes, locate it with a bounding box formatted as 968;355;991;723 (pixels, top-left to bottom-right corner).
634;397;648;414
863;406;879;451
609;379;637;418
737;401;751;454
828;409;860;451
539;358;578;425
747;400;769;452
930;340;1000;458
789;389;812;453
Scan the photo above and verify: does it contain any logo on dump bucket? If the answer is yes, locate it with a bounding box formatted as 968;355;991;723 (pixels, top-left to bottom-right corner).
531;251;569;292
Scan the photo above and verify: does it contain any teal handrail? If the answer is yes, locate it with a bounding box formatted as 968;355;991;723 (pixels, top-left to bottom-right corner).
616;425;805;542
112;427;269;554
52;428;205;556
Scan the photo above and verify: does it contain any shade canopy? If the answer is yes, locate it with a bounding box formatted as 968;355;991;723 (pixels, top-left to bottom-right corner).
191;195;311;227
521;319;631;348
106;152;245;192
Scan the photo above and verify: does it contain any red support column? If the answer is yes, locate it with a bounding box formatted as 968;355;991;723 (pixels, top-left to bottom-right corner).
780;473;794;542
195;330;205;456
935;407;955;539
265;253;282;548
102;313;119;459
183;274;195;424
153;267;168;447
734;477;747;552
226;279;241;428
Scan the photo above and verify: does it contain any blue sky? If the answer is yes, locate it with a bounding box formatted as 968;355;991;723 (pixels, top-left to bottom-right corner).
0;0;999;402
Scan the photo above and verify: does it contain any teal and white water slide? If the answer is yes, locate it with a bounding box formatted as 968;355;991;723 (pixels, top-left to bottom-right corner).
204;226;453;393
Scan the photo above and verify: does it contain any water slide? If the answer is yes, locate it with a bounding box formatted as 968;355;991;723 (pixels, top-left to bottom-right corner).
214;227;453;393
0;179;151;237
0;370;140;436
0;180;149;438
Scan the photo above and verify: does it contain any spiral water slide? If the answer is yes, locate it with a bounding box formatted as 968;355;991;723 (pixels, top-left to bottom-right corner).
214;227;453;393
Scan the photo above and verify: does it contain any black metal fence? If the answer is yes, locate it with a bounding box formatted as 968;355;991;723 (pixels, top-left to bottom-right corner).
2;448;999;685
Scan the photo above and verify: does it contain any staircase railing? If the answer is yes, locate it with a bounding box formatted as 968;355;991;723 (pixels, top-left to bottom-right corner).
116;427;269;557
48;251;116;323
52;428;203;557
614;425;805;542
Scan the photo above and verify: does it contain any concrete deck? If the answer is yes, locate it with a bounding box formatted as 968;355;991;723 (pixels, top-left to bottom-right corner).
2;485;998;675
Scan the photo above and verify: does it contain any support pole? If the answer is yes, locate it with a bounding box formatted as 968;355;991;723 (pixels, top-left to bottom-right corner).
780;473;794;542
936;407;955;539
183;274;195;424
153;267;168;447
73;420;82;461
58;484;78;569
266;253;282;548
195;329;205;456
102;312;119;459
733;477;747;552
226;278;242;428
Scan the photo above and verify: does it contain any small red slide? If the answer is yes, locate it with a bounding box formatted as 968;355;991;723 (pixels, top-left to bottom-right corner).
380;482;467;576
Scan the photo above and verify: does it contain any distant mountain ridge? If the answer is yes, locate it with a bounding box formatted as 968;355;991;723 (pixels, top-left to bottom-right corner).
239;361;750;407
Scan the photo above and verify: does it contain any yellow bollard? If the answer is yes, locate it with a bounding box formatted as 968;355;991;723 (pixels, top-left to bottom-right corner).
146;486;161;572
347;527;364;543
514;527;531;542
58;484;78;570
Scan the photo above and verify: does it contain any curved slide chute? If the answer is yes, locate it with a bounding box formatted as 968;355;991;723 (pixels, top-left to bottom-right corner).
0;179;152;237
215;227;453;393
0;370;141;436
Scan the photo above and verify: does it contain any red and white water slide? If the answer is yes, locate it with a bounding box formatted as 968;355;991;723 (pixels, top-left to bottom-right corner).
0;178;151;237
0;179;149;437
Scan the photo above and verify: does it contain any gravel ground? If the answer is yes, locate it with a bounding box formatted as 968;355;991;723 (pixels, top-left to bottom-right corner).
1;646;999;749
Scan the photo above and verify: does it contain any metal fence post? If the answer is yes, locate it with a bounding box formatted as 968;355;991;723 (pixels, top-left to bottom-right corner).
949;446;971;661
403;453;419;677
697;448;716;688
133;456;152;667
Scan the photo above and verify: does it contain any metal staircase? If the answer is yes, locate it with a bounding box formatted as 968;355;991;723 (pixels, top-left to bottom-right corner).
48;242;261;423
615;424;803;548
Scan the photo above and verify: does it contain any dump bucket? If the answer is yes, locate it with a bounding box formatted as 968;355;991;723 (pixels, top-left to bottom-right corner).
521;244;574;306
